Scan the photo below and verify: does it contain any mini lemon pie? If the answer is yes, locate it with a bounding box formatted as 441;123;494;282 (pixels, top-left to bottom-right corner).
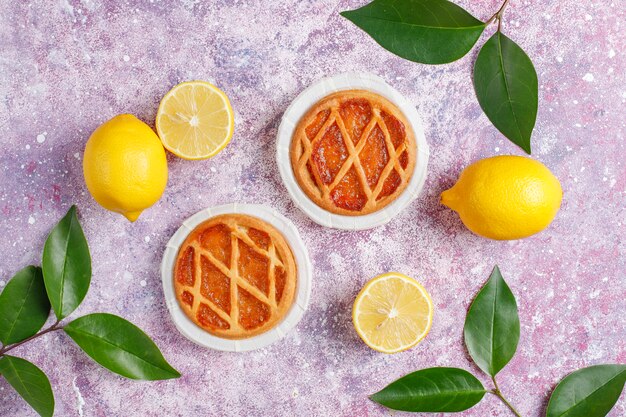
174;214;297;339
290;90;416;215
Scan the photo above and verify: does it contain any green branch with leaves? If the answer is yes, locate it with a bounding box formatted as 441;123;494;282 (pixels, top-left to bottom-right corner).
0;206;180;417
369;266;626;416
341;0;538;154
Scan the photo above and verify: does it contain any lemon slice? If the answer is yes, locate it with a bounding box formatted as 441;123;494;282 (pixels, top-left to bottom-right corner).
353;272;433;353
156;81;234;160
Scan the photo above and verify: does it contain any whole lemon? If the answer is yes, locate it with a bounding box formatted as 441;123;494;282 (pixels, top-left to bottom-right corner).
83;114;168;222
441;155;562;240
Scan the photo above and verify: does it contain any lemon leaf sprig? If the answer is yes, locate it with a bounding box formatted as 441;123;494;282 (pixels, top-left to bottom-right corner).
0;206;180;417
341;0;539;154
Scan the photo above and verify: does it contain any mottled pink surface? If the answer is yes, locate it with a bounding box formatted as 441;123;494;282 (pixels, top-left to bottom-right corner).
1;1;624;416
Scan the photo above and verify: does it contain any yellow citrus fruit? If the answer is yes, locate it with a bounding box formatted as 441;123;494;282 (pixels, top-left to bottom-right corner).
155;81;234;160
352;272;433;354
83;114;168;222
441;155;562;240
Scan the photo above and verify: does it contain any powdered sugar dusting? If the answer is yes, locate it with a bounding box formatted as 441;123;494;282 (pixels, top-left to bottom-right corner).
0;1;624;416
72;377;85;417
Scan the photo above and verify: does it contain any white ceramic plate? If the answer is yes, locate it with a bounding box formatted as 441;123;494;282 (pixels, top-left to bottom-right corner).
161;203;312;352
276;72;429;230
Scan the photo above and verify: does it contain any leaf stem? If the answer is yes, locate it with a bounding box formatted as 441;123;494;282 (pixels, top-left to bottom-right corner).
0;320;63;357
486;0;511;27
490;376;523;417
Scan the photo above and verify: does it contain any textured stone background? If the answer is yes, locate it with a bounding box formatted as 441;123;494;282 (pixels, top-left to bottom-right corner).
1;1;624;416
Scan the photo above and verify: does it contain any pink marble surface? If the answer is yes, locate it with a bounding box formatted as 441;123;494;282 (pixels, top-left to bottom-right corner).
0;1;624;416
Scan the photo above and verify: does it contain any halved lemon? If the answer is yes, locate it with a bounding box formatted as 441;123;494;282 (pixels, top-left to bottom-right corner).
352;272;433;354
156;81;234;160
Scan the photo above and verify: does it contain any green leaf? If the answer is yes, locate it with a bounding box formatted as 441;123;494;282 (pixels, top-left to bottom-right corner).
64;313;180;380
0;266;50;345
546;364;626;417
473;31;538;154
340;0;486;64
370;367;486;412
42;205;91;320
0;355;54;417
464;265;520;377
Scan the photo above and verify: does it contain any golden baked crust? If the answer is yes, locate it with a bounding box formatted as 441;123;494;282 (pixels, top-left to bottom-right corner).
290;89;416;216
174;214;297;339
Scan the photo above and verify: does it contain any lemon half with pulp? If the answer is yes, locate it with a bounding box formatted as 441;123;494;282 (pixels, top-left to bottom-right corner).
156;81;234;160
353;272;433;354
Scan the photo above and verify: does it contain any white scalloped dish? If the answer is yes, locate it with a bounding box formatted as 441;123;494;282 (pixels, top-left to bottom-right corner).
161;203;312;352
277;72;429;230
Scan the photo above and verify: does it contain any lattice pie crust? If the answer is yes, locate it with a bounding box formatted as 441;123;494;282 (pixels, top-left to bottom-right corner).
174;214;297;339
290;90;416;215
